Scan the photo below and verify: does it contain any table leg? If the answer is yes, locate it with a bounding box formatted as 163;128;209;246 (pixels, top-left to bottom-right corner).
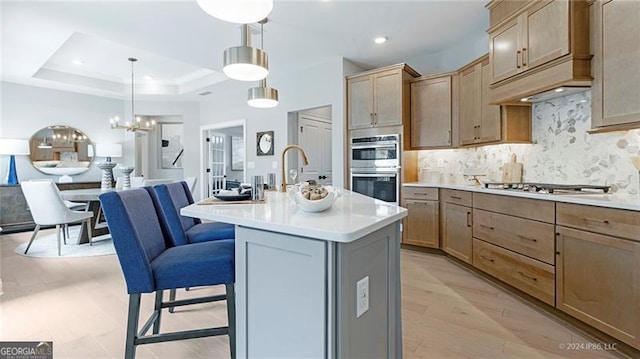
77;200;110;244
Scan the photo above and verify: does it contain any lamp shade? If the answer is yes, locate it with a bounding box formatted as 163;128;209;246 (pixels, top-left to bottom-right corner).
0;139;30;155
248;81;279;108
223;46;268;82
196;0;273;24
95;143;122;158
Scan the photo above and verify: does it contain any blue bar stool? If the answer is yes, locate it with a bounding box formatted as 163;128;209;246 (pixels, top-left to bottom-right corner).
99;189;235;359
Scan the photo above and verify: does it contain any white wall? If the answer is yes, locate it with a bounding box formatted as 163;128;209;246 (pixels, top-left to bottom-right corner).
199;57;347;188
0;82;125;182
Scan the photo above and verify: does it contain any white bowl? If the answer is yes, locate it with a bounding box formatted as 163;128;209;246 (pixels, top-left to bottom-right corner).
293;187;337;212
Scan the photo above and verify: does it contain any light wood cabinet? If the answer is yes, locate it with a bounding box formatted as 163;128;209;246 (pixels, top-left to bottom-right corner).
459;55;532;145
474;238;555;305
556;226;640;349
347;64;419;130
402;187;439;248
473;209;555;265
590;0;640;131
409;73;457;149
441;190;472;263
487;0;591;104
403;200;439;248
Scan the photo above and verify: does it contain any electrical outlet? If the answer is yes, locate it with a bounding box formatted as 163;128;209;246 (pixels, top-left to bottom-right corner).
356;276;369;318
272;161;278;169
437;158;445;167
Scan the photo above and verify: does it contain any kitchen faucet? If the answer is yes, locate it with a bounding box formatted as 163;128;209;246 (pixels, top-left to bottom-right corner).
280;145;309;192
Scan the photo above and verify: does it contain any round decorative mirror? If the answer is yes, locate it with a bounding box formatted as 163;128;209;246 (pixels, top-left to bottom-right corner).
29;125;94;175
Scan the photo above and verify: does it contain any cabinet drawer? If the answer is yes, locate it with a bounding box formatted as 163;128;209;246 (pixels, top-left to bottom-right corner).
557;203;640;241
473;192;555;223
440;189;472;206
473;209;555;265
402;187;438;201
473;238;555;306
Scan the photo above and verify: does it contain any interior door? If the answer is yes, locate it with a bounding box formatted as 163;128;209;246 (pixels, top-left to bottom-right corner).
298;115;332;185
207;132;225;196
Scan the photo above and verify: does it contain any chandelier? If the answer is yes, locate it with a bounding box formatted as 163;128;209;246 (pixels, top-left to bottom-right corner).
110;58;156;132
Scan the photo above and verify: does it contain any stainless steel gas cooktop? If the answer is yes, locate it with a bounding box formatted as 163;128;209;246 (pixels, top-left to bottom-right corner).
483;182;611;194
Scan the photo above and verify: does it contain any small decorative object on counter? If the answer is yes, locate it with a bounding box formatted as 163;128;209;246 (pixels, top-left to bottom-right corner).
292;181;338;212
502;153;523;183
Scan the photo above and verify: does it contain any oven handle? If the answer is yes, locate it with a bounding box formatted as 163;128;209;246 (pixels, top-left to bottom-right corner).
351;172;398;178
351;144;398;150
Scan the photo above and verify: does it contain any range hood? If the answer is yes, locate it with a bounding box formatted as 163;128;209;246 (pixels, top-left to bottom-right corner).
518;87;590;103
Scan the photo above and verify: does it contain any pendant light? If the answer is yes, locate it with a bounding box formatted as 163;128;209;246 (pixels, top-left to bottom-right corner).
223;24;268;81
248;19;279;108
196;0;273;24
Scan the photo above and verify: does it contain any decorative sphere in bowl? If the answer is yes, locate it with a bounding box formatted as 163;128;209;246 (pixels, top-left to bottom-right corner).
293;186;337;212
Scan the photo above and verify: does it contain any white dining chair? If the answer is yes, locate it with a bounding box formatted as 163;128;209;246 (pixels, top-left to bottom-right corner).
141;179;174;187
21;180;94;256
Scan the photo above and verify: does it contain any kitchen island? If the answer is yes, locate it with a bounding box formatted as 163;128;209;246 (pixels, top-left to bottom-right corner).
181;189;407;359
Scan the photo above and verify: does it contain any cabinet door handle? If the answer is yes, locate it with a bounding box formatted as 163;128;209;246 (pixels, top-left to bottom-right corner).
522;48;527;66
584;217;611;225
516;50;521;69
480;254;495;263
450;195;462;200
517;234;538;243
447;130;451;144
370;113;374;125
480;224;494;230
415;193;430;196
518;271;538;282
466;211;471;227
373;113;378;125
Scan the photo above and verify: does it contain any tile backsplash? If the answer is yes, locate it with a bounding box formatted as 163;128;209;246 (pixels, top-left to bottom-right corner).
417;90;640;194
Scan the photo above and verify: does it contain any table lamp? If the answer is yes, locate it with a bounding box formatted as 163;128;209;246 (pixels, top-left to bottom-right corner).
95;143;122;190
0;138;31;185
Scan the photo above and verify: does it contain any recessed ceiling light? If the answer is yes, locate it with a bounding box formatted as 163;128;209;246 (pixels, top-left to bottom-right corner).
580;99;587;103
554;88;565;93
144;75;153;80
374;36;388;44
520;98;529;102
72;59;84;65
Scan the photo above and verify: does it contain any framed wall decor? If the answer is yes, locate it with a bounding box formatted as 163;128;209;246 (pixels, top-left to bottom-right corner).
160;123;184;168
231;136;244;170
256;130;274;156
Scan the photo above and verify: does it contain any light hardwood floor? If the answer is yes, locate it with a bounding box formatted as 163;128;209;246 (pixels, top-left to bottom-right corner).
1;228;623;358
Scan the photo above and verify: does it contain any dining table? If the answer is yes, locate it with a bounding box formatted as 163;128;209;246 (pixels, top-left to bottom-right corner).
59;188;117;244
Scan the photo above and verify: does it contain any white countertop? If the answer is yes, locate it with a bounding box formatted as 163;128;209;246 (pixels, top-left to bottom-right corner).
181;190;407;243
403;182;640;211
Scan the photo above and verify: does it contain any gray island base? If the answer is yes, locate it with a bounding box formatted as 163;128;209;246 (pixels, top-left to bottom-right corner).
181;190;407;358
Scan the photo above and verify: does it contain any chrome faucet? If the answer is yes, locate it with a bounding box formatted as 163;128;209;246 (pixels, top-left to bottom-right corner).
280;145;309;192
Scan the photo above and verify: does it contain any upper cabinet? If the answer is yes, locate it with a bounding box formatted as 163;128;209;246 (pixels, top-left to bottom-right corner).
409;73;458;149
590;0;640;131
347;64;419;131
458;55;532;146
486;0;591;104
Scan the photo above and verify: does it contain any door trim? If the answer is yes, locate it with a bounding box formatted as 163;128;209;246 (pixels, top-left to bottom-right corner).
199;119;247;199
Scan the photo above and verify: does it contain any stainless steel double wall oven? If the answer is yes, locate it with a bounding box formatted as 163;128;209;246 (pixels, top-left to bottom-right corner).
350;134;400;204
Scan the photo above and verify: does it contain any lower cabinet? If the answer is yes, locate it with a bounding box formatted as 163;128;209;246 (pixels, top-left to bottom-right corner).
473;238;555;306
441;201;472;263
401;187;439;248
556;226;640;349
